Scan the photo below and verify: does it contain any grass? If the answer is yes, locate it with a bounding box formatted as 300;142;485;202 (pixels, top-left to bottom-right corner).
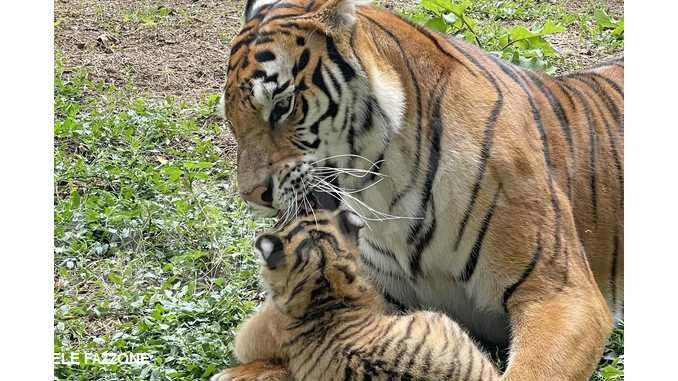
54;57;272;380
53;1;623;380
122;3;173;27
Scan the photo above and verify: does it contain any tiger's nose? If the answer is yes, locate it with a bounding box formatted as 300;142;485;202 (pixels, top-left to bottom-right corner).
241;178;274;207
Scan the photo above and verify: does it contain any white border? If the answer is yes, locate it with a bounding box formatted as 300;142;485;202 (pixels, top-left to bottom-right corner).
625;1;678;379
0;2;54;380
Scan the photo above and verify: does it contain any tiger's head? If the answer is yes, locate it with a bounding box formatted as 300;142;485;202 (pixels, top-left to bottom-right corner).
253;209;375;315
219;0;391;217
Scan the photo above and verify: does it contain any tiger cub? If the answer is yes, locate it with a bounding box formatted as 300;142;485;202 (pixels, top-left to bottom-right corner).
212;210;499;381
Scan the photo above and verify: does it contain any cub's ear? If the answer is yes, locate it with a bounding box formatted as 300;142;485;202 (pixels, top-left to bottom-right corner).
337;210;365;243
255;234;286;269
308;0;371;32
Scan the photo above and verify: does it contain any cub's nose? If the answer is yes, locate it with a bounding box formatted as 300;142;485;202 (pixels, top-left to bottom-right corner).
241;178;273;207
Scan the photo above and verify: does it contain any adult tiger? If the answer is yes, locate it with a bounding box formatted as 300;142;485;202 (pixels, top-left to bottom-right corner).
217;0;624;380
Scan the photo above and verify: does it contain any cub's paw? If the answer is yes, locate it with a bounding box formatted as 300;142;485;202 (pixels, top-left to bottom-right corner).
211;360;292;381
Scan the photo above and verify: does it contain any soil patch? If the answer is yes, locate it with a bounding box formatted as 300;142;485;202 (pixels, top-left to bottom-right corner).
55;0;246;102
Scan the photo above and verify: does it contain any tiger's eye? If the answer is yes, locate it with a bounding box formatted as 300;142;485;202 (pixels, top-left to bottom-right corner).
269;96;294;128
276;98;290;110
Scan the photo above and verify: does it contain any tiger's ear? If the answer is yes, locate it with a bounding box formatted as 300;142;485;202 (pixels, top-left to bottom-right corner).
255;234;286;269
337;209;365;243
309;0;371;33
243;0;278;22
214;91;226;120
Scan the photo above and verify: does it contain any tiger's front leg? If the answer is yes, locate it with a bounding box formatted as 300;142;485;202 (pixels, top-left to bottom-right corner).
212;301;293;381
211;360;292;381
502;243;613;381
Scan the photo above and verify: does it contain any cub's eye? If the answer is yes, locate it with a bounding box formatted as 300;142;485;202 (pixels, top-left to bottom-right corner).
270;96;294;128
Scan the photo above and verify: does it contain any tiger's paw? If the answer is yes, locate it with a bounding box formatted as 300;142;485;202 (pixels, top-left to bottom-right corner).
210;360;292;381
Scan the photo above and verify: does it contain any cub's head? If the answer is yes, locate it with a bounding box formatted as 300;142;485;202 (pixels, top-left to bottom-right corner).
253;209;371;315
219;0;379;217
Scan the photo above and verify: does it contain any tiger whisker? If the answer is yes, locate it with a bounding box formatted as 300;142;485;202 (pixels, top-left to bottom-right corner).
278;188;298;229
308;176;422;222
310;154;382;168
279;201;294;228
312;173;385;194
292;187;300;225
313;161;385;171
303;177;375;230
308;182;378;229
301;180;320;229
311;166;386;179
342;177;385;194
312;160;385;173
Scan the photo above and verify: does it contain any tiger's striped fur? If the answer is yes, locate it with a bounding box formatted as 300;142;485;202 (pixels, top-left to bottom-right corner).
212;210;500;381
219;0;623;379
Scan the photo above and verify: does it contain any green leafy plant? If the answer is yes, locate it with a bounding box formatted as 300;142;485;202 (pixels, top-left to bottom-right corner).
598;359;624;380
494;20;564;73
594;8;624;39
406;0;564;73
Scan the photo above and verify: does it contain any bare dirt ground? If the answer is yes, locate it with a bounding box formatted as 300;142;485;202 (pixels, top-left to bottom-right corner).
54;0;623;103
55;0;247;102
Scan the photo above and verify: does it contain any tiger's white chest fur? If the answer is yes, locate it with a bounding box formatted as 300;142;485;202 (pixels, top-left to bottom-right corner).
320;64;511;345
334;125;510;345
350;177;511;346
